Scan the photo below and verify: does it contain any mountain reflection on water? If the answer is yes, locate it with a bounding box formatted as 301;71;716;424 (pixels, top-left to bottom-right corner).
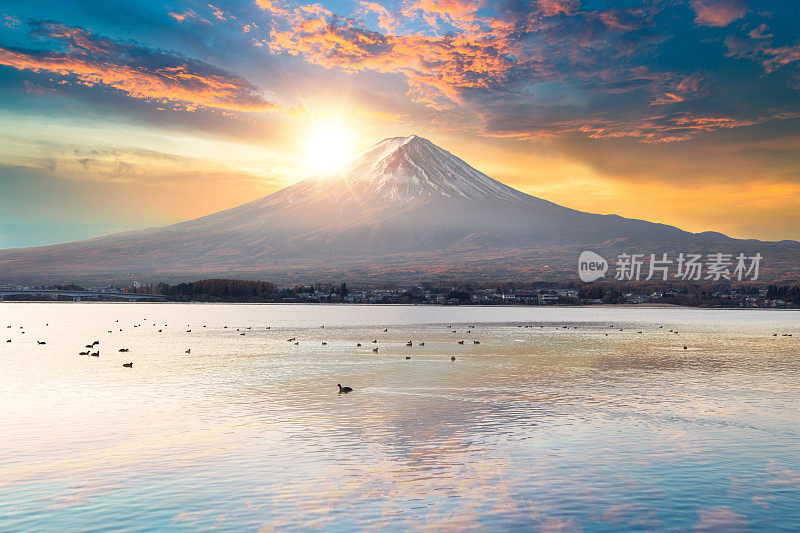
1;304;799;531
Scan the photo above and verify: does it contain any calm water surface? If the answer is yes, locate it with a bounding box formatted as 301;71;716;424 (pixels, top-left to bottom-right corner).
1;303;799;531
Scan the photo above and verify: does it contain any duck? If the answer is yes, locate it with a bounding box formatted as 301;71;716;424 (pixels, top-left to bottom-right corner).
322;341;327;345
419;342;425;346
473;340;480;344
372;347;379;353
119;348;130;352
451;355;456;361
122;362;133;368
90;351;100;357
337;384;353;394
79;350;89;355
458;340;464;345
85;344;93;349
185;348;191;354
357;343;361;347
405;356;411;359
406;341;413;346
37;340;46;345
372;339;377;343
5;339;10;343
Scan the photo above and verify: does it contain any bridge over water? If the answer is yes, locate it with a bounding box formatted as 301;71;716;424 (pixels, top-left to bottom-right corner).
0;290;167;302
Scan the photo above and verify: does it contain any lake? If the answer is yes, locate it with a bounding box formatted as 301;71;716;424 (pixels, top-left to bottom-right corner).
1;303;799;531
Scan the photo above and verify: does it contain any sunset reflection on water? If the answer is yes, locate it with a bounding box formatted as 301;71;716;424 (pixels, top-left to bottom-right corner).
1;304;799;531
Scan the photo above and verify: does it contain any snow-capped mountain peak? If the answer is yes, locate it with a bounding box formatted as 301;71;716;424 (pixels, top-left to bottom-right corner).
282;135;530;206
2;134;794;284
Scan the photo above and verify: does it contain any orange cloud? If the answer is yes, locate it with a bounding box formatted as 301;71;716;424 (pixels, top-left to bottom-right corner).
725;33;800;74
3;14;21;28
265;1;531;107
402;0;484;31
690;0;747;27
482;111;798;143
537;0;581;17
569;113;763;143
0;23;275;113
167;8;211;24
208;4;229;21
358;1;399;32
260;0;795;146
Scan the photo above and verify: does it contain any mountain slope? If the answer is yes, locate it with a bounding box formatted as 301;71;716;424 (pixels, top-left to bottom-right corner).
1;135;798;283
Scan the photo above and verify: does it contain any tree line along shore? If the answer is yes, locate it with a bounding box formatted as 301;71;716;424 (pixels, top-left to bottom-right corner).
2;279;799;308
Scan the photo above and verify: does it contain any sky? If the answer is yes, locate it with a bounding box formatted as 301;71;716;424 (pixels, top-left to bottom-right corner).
0;0;799;247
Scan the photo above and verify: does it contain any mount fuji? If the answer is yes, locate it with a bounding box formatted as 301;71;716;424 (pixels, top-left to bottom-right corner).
1;135;798;283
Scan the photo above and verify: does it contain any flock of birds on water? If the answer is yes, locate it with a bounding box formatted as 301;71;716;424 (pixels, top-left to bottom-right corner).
3;319;796;394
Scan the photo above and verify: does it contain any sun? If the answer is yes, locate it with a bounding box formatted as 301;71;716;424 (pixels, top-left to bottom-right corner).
303;123;356;175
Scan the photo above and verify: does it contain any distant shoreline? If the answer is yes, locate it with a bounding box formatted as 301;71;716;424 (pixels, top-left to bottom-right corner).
1;301;798;311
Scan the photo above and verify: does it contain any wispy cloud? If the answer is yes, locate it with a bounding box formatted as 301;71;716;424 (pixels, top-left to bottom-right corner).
0;22;276;113
725;28;800;74
480;111;777;143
